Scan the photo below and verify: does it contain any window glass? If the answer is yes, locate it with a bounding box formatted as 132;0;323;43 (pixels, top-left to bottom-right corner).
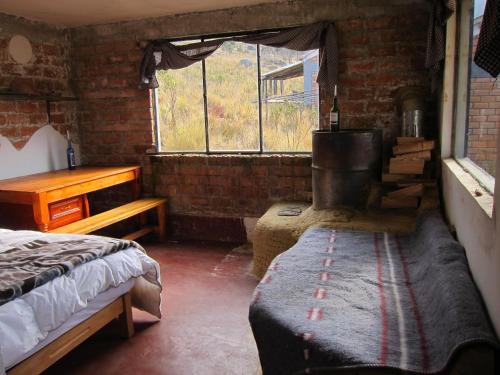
260;46;317;152
462;0;499;177
205;41;260;151
156;40;205;152
155;37;319;153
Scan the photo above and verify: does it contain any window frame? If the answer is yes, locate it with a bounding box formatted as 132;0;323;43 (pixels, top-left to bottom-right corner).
452;0;496;194
152;31;319;155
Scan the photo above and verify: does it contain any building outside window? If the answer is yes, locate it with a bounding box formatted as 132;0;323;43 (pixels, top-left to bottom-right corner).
154;38;319;154
455;0;499;191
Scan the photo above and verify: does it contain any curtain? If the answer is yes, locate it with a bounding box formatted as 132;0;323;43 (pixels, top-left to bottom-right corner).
140;22;338;93
425;0;456;73
474;0;500;78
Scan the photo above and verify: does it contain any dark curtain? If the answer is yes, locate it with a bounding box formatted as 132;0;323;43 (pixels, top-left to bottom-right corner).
140;22;338;93
474;0;500;78
425;0;456;73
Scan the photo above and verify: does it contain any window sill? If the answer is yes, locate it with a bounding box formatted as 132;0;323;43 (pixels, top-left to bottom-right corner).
443;158;494;218
148;152;312;157
455;157;495;194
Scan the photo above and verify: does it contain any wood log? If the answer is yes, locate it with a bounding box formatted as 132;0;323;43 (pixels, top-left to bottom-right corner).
397;180;437;188
393;140;435;155
387;184;424;198
389;158;425;175
397;137;424;144
382;173;416;183
394;150;431;161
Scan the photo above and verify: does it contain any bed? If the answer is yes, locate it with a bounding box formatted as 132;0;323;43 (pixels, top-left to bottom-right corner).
0;228;162;375
249;211;499;374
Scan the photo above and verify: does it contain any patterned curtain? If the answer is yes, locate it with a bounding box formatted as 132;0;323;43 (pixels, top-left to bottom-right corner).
474;0;500;77
425;0;456;74
139;22;338;93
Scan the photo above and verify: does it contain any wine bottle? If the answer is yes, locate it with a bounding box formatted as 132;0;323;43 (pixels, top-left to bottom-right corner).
330;85;340;132
66;130;76;170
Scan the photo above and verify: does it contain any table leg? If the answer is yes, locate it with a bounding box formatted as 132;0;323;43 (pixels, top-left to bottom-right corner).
132;170;142;200
83;194;91;217
32;193;50;232
157;203;167;241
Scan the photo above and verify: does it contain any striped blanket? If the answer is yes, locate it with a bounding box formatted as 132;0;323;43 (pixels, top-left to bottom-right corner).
249;211;499;374
0;230;141;306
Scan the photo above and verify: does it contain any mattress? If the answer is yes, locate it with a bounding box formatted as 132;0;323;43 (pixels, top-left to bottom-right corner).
0;238;160;372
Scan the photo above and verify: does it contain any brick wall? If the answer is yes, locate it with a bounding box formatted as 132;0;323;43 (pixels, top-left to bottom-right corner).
467;78;499;176
68;0;430;241
0;17;78;149
147;155;312;216
72;40;153;165
467;32;499;177
335;14;430;143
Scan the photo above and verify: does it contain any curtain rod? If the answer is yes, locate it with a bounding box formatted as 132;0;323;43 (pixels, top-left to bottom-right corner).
150;24;298;44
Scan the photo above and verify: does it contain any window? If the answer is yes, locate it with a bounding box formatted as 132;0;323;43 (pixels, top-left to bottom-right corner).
454;0;498;190
155;38;319;153
260;46;318;152
155;40;205;152
205;41;260;151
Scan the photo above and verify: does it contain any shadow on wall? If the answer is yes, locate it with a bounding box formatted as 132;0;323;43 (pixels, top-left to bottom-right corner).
0;125;80;179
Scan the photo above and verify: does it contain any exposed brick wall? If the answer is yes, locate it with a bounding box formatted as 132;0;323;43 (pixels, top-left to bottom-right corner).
467;34;499;177
72;40;153;166
467;78;499;176
72;7;430;164
145;155;312;217
67;0;431;240
0;19;78;149
333;14;430;143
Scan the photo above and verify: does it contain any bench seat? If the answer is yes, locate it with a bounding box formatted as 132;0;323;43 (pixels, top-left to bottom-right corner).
49;197;167;241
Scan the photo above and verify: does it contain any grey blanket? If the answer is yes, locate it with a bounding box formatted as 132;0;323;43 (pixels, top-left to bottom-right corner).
249;211;499;374
0;230;142;306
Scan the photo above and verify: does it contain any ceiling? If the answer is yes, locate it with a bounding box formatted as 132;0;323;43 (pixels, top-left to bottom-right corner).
0;0;282;27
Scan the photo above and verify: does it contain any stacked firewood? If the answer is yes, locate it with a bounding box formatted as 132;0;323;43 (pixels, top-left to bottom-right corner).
381;137;435;208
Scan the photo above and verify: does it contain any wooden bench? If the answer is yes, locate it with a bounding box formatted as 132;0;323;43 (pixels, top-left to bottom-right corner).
49;197;167;241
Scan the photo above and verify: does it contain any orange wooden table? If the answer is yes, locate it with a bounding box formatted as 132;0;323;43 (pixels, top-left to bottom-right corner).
0;166;141;232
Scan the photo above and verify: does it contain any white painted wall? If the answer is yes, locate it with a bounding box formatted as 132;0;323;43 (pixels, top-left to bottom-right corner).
440;9;499;338
442;159;499;336
0;125;80;180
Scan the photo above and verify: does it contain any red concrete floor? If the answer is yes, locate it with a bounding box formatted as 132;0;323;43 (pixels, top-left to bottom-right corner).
44;240;261;375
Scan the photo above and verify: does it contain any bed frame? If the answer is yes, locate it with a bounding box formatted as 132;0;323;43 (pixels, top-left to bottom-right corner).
6;292;134;375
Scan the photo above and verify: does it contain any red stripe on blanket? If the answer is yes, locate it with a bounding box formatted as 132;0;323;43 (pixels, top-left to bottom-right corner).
325;246;335;253
252;291;261;303
269;262;279;270
307;307;323;321
323;258;334;267
320;272;330;281
395;236;430;372
261;275;272;284
314;288;327;299
374;232;388;365
299;332;315;341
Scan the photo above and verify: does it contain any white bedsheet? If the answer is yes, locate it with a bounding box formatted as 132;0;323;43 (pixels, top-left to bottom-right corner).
7;279;134;371
0;230;160;371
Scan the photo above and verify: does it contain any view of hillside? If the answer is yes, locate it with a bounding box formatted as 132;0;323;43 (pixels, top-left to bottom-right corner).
156;41;318;152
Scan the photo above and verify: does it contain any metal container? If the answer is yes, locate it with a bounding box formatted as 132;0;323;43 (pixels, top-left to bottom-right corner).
312;129;382;209
396;87;426;138
402;109;424;137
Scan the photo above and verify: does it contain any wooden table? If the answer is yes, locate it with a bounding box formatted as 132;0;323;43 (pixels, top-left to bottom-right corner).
0;166;141;232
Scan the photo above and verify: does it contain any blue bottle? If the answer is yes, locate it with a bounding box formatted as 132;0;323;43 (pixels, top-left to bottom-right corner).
66;131;76;170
